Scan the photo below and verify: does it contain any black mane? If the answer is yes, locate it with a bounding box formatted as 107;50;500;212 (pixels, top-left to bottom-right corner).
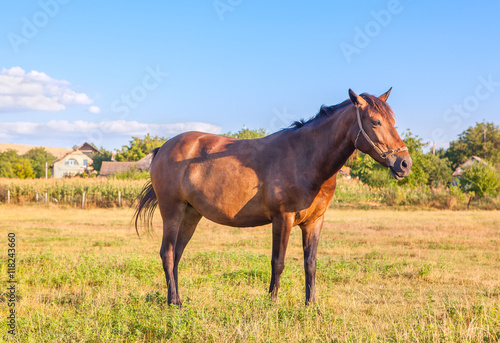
289;93;393;129
289;99;351;129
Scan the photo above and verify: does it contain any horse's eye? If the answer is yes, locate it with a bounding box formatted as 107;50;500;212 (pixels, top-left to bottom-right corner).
372;120;382;127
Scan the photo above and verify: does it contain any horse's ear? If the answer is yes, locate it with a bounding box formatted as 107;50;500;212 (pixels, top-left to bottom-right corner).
379;87;392;102
348;89;367;108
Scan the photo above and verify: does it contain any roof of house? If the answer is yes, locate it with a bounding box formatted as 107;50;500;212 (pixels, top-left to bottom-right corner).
0;143;72;159
137;153;153;169
76;142;101;156
452;156;487;177
98;153;153;178
339;166;351;176
99;161;138;177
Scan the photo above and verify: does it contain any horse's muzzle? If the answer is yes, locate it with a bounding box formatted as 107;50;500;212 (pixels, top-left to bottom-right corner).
389;155;412;180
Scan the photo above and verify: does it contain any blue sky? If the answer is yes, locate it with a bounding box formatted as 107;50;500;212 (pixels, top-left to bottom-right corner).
1;0;499;150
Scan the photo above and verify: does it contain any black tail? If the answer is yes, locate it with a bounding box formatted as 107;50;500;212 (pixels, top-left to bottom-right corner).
133;147;161;236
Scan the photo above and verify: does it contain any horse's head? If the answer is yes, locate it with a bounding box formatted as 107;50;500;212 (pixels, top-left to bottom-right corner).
348;88;412;180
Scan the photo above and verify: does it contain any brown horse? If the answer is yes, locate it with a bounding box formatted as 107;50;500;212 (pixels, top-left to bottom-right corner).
134;89;412;306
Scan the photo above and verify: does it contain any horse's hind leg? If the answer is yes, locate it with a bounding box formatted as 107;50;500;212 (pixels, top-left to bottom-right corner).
159;200;187;306
173;205;202;300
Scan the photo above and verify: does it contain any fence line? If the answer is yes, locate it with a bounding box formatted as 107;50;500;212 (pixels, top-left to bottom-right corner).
3;189;133;208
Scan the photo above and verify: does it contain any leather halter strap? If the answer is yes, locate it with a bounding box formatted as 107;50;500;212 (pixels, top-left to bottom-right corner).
354;107;408;159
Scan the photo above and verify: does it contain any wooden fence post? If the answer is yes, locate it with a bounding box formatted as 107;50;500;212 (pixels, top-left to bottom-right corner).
118;191;121;207
36;192;39;203
82;192;86;209
45;193;48;203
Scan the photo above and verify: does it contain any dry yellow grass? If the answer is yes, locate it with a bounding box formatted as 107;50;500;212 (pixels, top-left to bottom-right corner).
0;205;499;342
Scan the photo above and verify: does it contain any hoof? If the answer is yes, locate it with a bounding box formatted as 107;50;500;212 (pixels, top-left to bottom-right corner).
168;297;182;308
305;298;316;305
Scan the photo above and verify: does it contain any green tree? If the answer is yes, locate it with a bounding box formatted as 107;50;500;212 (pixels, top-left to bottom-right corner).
224;127;267;139
115;134;167;162
459;162;500;208
0;159;14;178
12;159;36;179
421;153;453;186
434;147;447;159
0;150;36;178
394;130;429;188
0;150;16;177
445;121;500;169
23;147;57;178
92;148;113;173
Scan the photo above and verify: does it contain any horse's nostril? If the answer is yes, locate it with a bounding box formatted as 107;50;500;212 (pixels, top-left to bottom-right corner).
401;160;408;169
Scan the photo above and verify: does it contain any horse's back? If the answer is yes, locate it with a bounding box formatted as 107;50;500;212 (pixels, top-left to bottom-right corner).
150;131;273;226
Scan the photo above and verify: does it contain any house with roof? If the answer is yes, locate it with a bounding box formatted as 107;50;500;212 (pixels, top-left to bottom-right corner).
50;143;100;178
339;166;351;179
451;156;489;186
452;156;487;177
98;153;153;178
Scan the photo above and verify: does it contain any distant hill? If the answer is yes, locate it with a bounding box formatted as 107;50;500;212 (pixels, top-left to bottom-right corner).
0;143;72;159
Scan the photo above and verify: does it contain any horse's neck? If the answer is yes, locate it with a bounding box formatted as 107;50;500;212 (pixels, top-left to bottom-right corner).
290;107;356;183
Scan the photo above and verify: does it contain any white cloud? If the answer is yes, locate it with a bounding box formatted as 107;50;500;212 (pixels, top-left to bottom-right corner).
0;120;222;141
88;106;101;114
0;67;94;112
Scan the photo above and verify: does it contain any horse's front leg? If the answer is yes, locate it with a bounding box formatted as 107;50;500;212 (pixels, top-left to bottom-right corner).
300;216;324;304
269;214;294;302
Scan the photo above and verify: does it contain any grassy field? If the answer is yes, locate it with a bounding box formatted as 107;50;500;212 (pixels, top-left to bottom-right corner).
0;205;499;342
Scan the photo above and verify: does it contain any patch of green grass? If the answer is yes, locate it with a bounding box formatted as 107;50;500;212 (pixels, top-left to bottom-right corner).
1;207;499;342
92;240;123;247
428;241;468;250
26;236;70;243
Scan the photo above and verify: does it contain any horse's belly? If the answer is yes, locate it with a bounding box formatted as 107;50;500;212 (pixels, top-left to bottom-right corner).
182;160;271;227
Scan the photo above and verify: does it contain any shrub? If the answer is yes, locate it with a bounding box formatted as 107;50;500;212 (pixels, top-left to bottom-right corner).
350;154;393;188
112;166;150;180
459;162;500;208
